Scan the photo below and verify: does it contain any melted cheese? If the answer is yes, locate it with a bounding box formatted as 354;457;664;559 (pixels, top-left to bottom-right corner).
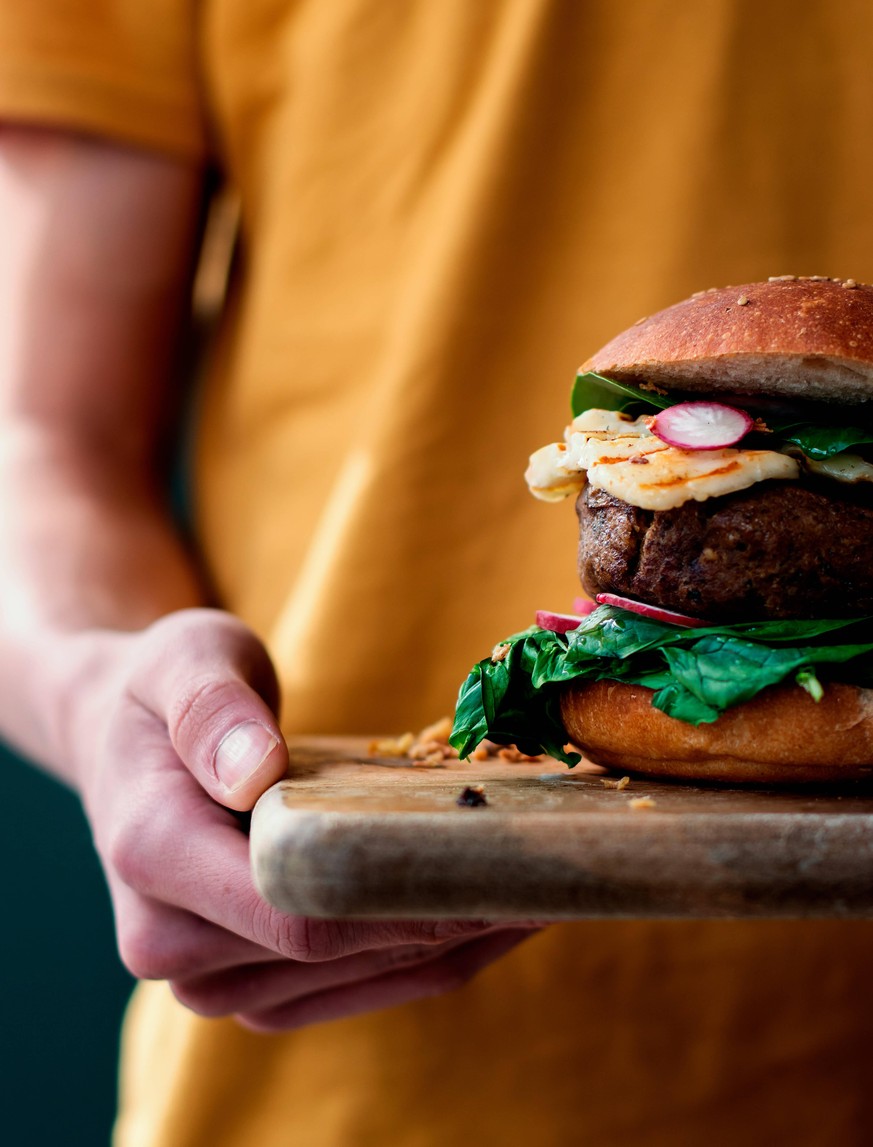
525;442;587;502
526;409;800;511
806;452;873;484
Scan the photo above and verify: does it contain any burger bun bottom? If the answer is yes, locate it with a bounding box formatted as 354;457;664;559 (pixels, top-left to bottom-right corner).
560;680;873;785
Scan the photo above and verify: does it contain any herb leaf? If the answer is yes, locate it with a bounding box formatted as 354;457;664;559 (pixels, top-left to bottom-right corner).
449;607;873;765
766;422;873;460
570;371;671;418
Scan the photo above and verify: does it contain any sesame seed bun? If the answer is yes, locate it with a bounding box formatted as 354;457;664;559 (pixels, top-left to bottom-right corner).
584;277;873;405
560;679;873;785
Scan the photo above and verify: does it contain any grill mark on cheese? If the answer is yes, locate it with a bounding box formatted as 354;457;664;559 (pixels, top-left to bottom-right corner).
593;443;667;466
640;460;745;488
527;408;802;510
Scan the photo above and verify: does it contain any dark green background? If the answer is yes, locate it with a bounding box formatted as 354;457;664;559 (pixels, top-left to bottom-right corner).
1;745;133;1145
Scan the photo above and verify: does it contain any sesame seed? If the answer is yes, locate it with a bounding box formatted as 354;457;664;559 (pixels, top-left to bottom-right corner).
843;278;858;288
737;295;749;306
769;274;797;282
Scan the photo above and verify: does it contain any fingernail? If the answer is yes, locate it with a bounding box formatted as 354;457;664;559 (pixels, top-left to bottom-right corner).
214;721;280;791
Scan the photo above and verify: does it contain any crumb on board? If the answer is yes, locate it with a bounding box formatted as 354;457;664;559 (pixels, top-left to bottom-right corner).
370;718;546;767
368;731;415;757
497;746;546;763
628;796;657;811
601;775;630;790
456;784;488;808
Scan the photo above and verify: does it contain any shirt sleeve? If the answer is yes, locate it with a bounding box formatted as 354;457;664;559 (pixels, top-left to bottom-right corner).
0;0;207;159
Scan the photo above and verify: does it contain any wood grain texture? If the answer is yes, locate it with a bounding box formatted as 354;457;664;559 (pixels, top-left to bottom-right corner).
250;738;873;920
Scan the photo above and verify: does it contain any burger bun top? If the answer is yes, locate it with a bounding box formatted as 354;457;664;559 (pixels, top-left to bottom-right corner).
583;277;873;405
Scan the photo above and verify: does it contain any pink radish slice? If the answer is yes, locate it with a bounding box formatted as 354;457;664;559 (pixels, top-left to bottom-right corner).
595;593;710;628
572;597;598;616
535;610;587;634
650;401;753;450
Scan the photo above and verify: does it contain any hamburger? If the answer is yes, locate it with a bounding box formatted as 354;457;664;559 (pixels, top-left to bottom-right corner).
450;277;873;783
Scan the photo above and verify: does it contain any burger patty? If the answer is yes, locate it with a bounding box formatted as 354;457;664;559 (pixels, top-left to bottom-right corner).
577;480;873;620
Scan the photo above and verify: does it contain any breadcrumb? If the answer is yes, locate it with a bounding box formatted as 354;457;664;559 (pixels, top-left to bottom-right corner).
368;731;415;756
416;716;453;743
371;718;546;767
497;747;546;763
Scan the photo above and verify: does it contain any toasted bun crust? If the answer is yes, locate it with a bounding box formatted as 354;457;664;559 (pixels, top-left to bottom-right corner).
560;679;873;784
583;277;873;404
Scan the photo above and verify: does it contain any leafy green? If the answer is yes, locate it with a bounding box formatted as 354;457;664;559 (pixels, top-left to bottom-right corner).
452;631;578;764
570;370;873;461
764;422;873;460
570;372;672;418
449;607;873;766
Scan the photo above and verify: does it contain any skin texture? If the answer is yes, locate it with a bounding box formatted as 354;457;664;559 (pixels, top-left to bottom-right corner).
0;125;536;1032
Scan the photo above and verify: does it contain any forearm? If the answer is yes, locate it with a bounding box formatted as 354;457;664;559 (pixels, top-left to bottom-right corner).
0;428;205;631
0;125;207;779
0;427;206;769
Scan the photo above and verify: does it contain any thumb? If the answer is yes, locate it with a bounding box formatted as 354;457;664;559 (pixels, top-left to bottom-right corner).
131;609;289;811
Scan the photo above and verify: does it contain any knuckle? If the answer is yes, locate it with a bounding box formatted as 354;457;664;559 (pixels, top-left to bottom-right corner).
104;813;158;895
252;904;312;961
169;979;232;1019
117;911;220;983
168;673;240;752
235;1010;295;1035
101;778;177;897
147;607;244;648
282;917;347;963
251;907;346;964
146;610;269;679
117;921;185;982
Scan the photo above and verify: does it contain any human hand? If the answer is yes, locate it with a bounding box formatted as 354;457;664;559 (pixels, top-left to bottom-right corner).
65;609;538;1031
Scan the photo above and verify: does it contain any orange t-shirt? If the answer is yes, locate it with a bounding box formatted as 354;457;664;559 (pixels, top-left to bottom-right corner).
4;2;873;1144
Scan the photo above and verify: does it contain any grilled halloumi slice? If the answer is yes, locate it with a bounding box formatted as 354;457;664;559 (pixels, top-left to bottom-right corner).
526;409;800;511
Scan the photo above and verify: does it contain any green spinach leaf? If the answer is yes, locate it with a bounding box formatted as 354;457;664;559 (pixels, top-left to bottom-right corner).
449;606;873;764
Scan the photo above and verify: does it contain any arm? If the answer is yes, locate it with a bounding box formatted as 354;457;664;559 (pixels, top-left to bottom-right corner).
0;125;535;1029
0;125;210;768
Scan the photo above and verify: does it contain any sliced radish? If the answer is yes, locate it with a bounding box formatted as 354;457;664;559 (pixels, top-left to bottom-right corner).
572;596;598;616
595;593;710;628
535;610;587;634
650;401;753;451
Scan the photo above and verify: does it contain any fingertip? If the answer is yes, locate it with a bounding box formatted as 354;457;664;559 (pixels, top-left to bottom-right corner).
213;721;289;811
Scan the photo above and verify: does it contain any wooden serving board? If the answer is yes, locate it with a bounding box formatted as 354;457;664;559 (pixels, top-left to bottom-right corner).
250;737;873;920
